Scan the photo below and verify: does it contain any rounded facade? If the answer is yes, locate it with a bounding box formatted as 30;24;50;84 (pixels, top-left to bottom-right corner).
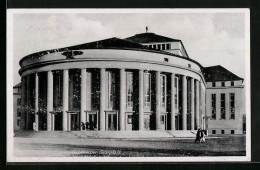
19;47;206;131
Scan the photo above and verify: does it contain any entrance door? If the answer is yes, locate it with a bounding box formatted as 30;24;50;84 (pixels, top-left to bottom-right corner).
71;114;79;131
88;114;97;130
108;114;117;131
55;112;63;131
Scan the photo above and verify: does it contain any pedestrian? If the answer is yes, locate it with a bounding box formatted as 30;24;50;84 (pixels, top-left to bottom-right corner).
195;128;201;143
200;130;206;143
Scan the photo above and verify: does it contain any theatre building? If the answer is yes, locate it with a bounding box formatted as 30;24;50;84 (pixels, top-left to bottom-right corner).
16;32;243;133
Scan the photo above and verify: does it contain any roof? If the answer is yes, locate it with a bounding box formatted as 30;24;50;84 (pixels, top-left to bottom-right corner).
21;37;148;63
13;82;21;88
125;32;181;44
202;65;243;82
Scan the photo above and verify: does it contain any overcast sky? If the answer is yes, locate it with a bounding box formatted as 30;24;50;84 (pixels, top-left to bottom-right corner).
12;11;248;86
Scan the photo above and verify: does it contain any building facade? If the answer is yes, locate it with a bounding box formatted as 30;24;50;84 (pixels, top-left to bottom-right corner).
13;83;21;131
15;32;244;134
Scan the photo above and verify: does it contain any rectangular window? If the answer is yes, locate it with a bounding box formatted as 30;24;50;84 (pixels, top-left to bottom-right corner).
108;72;116;108
221;82;225;87
153;44;156;49
149;45;152;49
221;93;226;119
231;81;234;86
164;58;168;62
158;44;161;50
17;120;20;126
160;75;167;109
126;72;133;107
162;44;165;50
17;108;21;117
230;93;235;119
166;44;170;50
17;98;21;106
212;82;216;87
221;130;225;134
144;73;151;107
212;130;216;134
211;94;216;119
231;130;235;134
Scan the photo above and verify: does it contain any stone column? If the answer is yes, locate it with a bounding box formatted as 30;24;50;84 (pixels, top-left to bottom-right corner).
81;68;87;130
139;70;144;131
47;71;53;131
191;78;195;130
120;69;126;131
100;68;106;131
171;73;176;130
63;69;69;131
26;75;31;130
156;71;161;130
182;75;187;130
35;73;39;131
195;80;200;129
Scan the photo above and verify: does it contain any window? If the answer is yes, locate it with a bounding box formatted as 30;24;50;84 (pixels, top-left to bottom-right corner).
166;44;170;50
188;64;191;68
231;81;234;86
212;130;216;134
144;73;151;107
162;44;165;50
126;72;133;107
221;93;226;119
221;82;225;87
230;93;235;119
231;130;235;134
212;82;216;87
149;45;152;49
153;45;156;49
160;75;167;109
211;94;216;119
108;72;116;108
164;58;168;62
17;120;20;126
17;109;21;117
158;44;161;50
221;130;225;134
17;98;21;106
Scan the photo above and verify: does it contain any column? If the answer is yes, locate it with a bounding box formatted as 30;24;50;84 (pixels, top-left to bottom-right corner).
139;70;144;131
120;69;126;131
191;78;195;130
35;73;39;131
195;80;200;129
182;75;187;130
171;73;176;130
81;68;87;130
156;71;161;130
26;75;31;130
63;69;69;131
47;71;53;131
100;68;106;131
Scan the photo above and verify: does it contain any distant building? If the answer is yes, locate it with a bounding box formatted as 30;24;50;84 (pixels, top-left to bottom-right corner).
203;65;244;134
14;32;244;134
13;83;21;131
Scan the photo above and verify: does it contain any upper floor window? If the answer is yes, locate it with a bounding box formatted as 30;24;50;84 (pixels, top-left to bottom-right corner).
126;72;133;108
17;108;21;117
160;75;167;109
221;82;225;87
144;73;151;107
220;93;226;119
230;93;235;119
211;94;216;119
231;81;234;86
166;44;170;50
17;98;21;106
108;72;116;108
212;82;216;87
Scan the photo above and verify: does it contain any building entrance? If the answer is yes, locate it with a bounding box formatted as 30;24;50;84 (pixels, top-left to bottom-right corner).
70;113;80;131
54;112;62;131
106;111;118;131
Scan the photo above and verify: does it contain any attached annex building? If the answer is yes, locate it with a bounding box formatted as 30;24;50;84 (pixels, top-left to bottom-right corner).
16;32;244;134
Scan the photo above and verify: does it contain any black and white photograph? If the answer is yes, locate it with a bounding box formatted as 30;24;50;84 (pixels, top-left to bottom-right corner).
7;9;250;162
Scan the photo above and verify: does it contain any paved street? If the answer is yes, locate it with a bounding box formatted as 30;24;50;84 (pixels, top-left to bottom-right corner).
14;135;246;157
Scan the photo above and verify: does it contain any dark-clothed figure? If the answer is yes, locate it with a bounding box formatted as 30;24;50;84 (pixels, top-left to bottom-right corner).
195;128;201;143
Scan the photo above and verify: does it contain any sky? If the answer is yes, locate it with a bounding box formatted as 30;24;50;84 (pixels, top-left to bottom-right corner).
12;10;248;86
